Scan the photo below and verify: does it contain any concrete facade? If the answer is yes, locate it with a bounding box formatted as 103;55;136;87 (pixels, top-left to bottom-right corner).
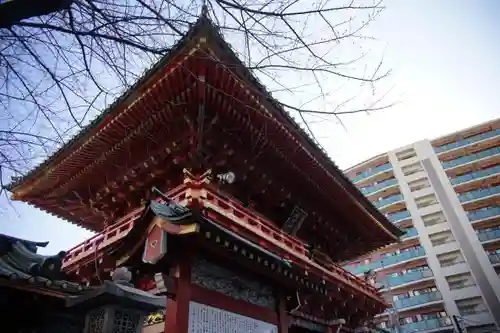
343;118;500;333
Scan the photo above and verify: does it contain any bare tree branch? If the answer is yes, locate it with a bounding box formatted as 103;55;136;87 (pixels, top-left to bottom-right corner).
0;0;393;192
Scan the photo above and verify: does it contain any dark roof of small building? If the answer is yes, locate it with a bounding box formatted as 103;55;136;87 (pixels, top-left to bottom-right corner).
0;233;166;312
0;233;87;294
66;280;166;312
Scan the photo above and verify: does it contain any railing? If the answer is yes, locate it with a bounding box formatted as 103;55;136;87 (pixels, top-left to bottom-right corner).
392;317;452;333
458;185;500;203
204;189;308;257
344;263;372;276
435;128;500;154
467;207;500;222
385;268;433;287
392;291;442;310
442;146;500;169
387;210;411;223
360;178;398;196
62;184;189;267
489;254;500;264
204;187;382;296
62;207;143;266
350;163;392;183
60;180;383;298
373;194;404;209
380;247;426;267
477;228;500;242
450;164;500;185
402;228;418;239
345;247;426;275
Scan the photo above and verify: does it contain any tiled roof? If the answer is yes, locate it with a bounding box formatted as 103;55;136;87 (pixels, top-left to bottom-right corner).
4;13;402;240
65;280;166;311
0;233;87;294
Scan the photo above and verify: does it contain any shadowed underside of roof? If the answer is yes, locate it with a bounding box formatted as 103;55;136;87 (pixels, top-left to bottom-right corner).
6;12;402;248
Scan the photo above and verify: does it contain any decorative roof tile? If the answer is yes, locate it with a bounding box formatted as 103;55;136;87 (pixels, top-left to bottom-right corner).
0;233;86;294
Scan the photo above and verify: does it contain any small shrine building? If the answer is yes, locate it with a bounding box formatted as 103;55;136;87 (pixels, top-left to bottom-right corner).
7;9;402;333
0;233;165;333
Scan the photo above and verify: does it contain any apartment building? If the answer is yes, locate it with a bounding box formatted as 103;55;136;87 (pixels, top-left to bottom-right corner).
343;118;500;333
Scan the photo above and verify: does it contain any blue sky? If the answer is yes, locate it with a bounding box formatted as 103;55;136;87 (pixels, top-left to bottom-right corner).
1;0;499;254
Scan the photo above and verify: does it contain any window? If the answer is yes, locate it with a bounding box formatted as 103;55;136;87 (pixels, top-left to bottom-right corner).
415;193;439;209
422;211;447;227
437;250;464;267
396;148;417;161
456;297;488;316
429;230;456;246
408;177;431;192
446;272;475;290
402;162;423;176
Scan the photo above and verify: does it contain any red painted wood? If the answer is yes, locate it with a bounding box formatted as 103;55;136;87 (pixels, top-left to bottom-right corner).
327;324;342;333
16;39;398;260
164;256;192;333
163;297;177;333
62;180;384;308
190;284;279;325
143;224;168;264
62;184;188;271
278;295;289;333
21;61;394;246
137;277;156;291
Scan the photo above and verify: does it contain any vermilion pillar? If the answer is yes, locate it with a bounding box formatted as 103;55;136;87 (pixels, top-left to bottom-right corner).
164;256;192;333
278;295;288;333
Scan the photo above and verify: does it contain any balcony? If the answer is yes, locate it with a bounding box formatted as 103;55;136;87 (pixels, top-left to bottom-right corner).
373;194;404;209
442;146;500;170
458;185;500;203
393;291;442;310
385;268;433;288
381;247;426;267
394;318;453;333
387;210;411;223
467;207;500;222
450;165;500;185
350;163;392;183
345;247;426;275
360;178;398;196
477;228;500;242
435;128;500;154
489;253;500;265
402;228;418;239
344;265;369;276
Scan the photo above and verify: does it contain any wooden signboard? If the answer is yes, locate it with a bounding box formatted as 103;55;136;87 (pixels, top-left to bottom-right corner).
282;206;308;235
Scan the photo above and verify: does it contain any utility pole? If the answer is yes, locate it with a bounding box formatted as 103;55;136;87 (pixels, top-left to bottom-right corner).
452;315;464;333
